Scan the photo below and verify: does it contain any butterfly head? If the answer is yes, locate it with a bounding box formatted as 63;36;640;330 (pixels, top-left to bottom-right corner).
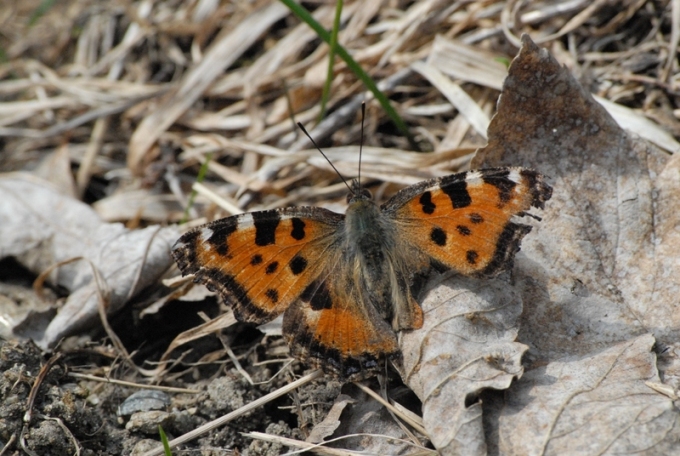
347;179;372;203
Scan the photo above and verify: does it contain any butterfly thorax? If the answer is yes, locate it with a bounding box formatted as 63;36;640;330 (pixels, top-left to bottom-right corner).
345;181;395;261
344;197;394;262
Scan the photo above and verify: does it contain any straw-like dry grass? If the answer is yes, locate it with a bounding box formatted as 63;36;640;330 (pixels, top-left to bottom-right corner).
2;1;676;211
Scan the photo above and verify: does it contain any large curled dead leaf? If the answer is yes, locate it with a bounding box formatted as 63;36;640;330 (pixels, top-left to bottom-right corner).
469;35;680;454
401;275;527;455
0;174;178;348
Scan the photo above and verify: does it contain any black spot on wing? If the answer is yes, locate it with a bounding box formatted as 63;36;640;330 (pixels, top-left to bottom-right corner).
483;169;515;204
300;280;317;301
290;218;306;240
430;227;447;246
457;225;471;236
253;211;280;246
469;213;484;224
466;250;479;265
289;255;308;275
301;281;333;310
265;261;279;274
311;289;332;311
265;288;279;304
250;254;263;265
441;178;471;209
206;218;238;256
419;192;436;214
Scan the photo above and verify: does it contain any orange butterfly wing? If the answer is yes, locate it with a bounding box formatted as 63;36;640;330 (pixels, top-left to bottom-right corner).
384;168;552;276
173;207;342;324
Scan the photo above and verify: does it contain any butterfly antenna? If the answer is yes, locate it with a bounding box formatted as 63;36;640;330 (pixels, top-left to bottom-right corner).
358;101;365;190
297;122;353;194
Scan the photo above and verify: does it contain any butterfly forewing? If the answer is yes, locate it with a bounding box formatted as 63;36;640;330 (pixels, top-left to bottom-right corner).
384;168;552;276
172;207;343;324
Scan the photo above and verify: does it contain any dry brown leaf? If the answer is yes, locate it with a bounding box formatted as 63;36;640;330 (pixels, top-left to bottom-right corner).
306;394;355;444
401;275;528;456
471;35;680;454
401;33;680;455
495;335;677;454
93;189;182;223
0;174;178;348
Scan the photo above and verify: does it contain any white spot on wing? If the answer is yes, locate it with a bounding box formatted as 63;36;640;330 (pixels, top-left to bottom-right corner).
238;213;254;227
508;169;523;185
200;227;214;241
466;170;484;186
200;227;214;251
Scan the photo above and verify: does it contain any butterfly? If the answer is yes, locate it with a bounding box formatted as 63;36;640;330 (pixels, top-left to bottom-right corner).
172;167;552;381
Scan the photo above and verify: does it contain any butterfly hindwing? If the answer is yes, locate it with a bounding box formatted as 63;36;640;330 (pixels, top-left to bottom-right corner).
172;207;343;324
383;168;552;276
282;273;399;380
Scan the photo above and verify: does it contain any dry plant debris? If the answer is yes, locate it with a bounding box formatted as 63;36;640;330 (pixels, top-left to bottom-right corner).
1;0;680;455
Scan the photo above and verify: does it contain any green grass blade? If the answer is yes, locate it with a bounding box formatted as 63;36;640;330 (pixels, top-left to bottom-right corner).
319;0;343;121
279;0;417;149
158;425;173;455
28;0;56;26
